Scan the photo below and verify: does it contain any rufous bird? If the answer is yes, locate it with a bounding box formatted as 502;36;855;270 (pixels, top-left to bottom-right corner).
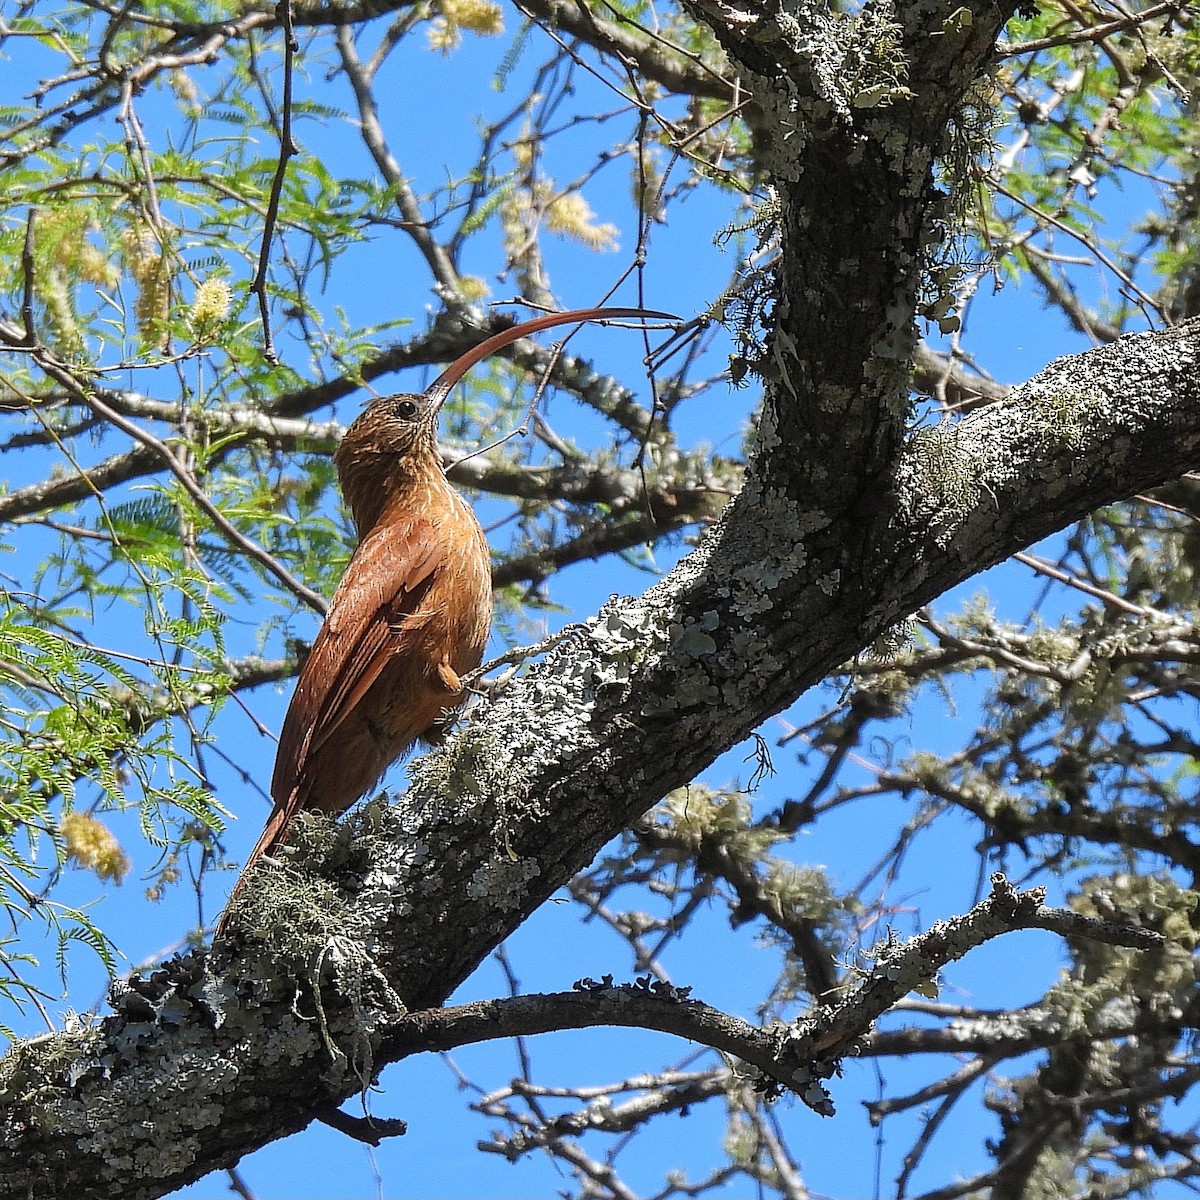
216;306;669;936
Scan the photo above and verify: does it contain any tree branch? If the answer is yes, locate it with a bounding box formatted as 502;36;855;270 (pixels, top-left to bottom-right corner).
0;872;1162;1200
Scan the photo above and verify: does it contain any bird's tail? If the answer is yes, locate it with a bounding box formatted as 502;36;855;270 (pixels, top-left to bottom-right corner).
213;801;294;940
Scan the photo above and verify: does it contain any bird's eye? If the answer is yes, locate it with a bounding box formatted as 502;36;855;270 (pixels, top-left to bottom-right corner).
396;399;419;419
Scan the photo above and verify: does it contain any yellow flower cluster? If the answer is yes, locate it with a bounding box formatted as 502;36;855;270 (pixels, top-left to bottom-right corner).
427;0;503;53
545;191;619;252
121;228;172;346
38;209;118;289
446;0;503;33
457;275;490;302
61;811;131;885
501;145;620;259
189;277;233;328
31;209;119;356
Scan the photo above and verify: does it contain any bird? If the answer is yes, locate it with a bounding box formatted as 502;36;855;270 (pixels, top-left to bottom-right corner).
216;306;671;936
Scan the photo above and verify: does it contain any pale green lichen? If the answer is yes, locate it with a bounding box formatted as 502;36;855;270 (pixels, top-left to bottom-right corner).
0;1021;104;1108
1025;624;1082;666
871;616;918;659
657;787;784;859
920;73;1004;334
939;73;1003;231
903;419;985;544
1024;388;1097;450
714;190;783;385
228;814;353;951
897;380;1111;545
816;571;842;596
466;856;541;909
217;805;413;1089
836;0;914;112
773;0;913;123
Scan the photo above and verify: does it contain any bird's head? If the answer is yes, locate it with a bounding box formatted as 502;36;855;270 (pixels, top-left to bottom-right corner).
334;305;676;535
336;391;441;461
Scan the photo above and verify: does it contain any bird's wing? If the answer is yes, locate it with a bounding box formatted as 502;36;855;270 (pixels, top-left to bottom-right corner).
270;515;444;807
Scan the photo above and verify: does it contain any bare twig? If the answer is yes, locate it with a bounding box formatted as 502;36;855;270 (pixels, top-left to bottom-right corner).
315;1103;407;1144
377;877;1161;1116
250;0;300;363
19;210;37;346
1002;0;1184;57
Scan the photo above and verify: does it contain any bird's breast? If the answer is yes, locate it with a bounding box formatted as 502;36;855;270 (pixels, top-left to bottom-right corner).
421;491;492;673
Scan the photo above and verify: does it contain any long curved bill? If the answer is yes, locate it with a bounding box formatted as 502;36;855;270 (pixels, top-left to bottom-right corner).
425;306;677;413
